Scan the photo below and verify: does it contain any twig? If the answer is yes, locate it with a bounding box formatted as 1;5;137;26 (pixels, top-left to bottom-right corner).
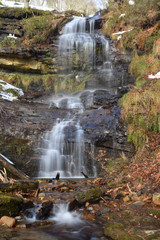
127;183;132;193
100;196;108;203
0;168;9;183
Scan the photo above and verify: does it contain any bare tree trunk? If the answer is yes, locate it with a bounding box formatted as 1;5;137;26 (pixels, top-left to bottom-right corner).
24;0;30;8
0;154;30;180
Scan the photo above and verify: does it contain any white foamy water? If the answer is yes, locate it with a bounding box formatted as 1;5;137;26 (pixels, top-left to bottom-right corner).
58;16;110;71
51;204;83;225
39;93;96;178
24;203;83;226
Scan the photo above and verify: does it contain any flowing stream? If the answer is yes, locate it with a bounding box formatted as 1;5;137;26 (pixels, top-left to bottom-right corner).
39;15;112;179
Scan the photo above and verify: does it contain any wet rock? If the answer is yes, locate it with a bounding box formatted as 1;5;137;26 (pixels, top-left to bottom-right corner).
93;90;118;107
75;188;102;205
153;193;160;206
36;200;53;220
0;193;23;217
15;224;26;229
24;208;34;219
22;200;34;211
0;216;16;228
68;199;80;211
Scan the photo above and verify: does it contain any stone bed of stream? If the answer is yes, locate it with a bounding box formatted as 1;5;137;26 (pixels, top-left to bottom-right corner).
0;178;160;240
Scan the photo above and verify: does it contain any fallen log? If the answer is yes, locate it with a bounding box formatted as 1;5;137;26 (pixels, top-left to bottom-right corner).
0;154;29;180
0;181;39;193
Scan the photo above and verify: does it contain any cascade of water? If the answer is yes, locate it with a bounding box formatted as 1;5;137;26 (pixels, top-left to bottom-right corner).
39;14;112;179
58;16;110;71
39;93;96;178
89;18;95;34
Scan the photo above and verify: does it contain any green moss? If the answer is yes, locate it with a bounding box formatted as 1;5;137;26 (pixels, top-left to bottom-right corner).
54;73;89;94
0;7;51;19
0;193;23;217
104;221;140;240
122;29;140;51
135;77;146;89
75;188;102;204
120;78;160;149
21;14;65;47
1;36;22;48
0;136;32;167
1;73;55;93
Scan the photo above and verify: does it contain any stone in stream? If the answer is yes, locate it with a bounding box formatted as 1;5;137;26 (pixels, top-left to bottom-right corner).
75;188;102;205
0;193;23;217
0;216;16;228
36;200;53;220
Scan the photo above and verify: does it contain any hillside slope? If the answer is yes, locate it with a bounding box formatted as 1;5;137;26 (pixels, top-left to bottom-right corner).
101;0;160;191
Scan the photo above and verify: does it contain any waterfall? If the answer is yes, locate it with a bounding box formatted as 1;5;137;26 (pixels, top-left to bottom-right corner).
39;93;96;178
58;15;110;71
39;15;112;179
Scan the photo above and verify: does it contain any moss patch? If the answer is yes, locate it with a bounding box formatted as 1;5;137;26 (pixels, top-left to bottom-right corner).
75;188;102;205
0;193;23;217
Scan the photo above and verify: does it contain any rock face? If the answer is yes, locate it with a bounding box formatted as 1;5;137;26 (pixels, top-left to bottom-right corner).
0;193;23;217
0;99;72;176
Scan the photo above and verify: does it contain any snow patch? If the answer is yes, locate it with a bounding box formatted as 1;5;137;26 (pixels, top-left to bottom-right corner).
0;79;24;101
8;33;17;39
117;35;122;40
129;0;135;5
112;28;133;35
148;72;160;79
1;0;24;8
1;0;53;11
119;13;125;18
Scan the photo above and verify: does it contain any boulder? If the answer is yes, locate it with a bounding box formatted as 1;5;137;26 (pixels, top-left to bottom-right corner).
0;216;16;228
0;193;23;217
75;188;102;205
36;201;53;220
68;199;80;211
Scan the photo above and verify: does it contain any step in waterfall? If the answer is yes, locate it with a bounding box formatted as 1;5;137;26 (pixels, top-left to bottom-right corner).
39;15;112;178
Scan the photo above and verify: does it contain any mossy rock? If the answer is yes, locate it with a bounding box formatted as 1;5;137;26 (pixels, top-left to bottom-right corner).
75;188;102;205
0;7;49;19
0;193;23;217
104;221;141;240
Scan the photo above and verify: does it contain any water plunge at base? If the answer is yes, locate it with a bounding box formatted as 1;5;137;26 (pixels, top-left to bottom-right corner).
51;204;83;225
25;203;83;226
